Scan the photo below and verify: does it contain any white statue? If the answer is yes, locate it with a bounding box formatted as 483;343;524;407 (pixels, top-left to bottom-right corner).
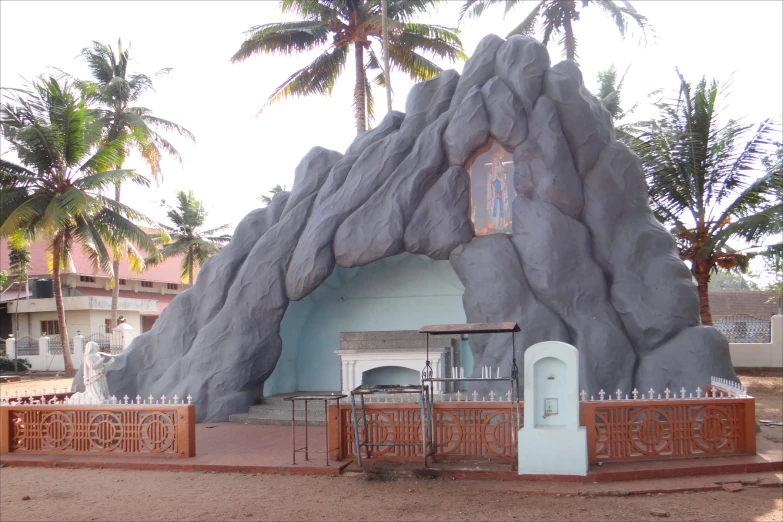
68;341;116;404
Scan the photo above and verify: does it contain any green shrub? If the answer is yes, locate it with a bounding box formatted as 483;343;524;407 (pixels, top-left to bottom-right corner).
0;357;30;373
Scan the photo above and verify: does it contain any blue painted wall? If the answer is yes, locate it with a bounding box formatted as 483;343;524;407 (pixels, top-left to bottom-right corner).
264;254;469;395
363;366;421;386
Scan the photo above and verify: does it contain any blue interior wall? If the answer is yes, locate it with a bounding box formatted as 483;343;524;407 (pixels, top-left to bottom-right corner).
264;254;468;395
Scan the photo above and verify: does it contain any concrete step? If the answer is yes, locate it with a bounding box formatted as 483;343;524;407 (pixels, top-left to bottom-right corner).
228;412;326;427
248;404;328;418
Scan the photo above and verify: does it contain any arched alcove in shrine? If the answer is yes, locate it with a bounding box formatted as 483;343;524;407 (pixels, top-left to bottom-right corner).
264;253;470;395
465;139;516;236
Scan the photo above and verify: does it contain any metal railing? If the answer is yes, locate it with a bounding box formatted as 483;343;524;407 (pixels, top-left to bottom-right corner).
85;332;122;355
14;336;38;356
714;314;771;343
46;336;74;355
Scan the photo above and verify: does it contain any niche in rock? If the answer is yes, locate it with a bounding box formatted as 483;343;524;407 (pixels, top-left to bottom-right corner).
466;139;516;236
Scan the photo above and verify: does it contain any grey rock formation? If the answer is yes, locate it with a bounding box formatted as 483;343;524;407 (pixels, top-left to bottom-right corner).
494;36;550;115
634;326;738;393
481;77;528;148
514;95;583;220
91;34;738;421
404;166;473;260
444;87;489;167
583;142;700;352
543;61;614;176
510;197;636;394
450;34;505;109
450;235;570;395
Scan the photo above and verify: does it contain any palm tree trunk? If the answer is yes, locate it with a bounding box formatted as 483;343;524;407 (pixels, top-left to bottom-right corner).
693;264;713;326
564;16;576;61
14;279;21;373
110;182;121;331
381;0;392;113
188;245;194;286
52;234;75;377
354;44;367;133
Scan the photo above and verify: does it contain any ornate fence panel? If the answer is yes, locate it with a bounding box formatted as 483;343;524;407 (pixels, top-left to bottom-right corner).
47;336;74;355
332;402;520;460
581;397;756;463
14;337;38;356
715;314;772;343
0;404;196;457
85;333;122;355
332;394;755;464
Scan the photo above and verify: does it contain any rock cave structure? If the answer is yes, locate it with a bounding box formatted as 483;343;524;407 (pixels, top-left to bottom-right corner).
80;35;739;421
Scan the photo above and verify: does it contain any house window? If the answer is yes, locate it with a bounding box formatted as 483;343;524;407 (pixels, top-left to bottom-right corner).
119;279;127;286
41;320;59;336
167;283;179;290
105;318;113;334
141;281;153;288
80;275;96;283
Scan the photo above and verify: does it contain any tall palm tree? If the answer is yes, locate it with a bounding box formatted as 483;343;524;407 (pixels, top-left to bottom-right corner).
460;0;651;61
75;40;195;328
1;77;157;376
231;0;466;132
626;71;781;325
149;191;232;286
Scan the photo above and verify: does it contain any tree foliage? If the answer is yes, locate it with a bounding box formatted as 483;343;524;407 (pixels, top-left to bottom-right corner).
73;39;195;325
147;190;232;285
624;71;781;325
0;76;157;375
258;184;287;206
459;0;651;61
231;0;466;132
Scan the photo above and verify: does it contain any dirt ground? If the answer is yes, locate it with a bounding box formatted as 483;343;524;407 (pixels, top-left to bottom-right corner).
738;369;783;444
0;467;781;522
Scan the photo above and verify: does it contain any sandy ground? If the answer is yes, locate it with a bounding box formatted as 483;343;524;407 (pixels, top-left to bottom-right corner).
739;369;783;444
0;467;781;522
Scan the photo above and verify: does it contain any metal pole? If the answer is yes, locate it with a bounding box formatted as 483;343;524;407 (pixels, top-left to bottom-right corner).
304;400;309;461
324;399;330;466
360;392;370;460
291;400;296;465
351;392;362;466
419;385;427;467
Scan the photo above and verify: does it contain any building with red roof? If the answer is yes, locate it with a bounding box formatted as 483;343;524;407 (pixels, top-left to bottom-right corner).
0;237;191;340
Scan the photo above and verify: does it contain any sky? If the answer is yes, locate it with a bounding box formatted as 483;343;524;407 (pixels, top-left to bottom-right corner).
1;0;782;266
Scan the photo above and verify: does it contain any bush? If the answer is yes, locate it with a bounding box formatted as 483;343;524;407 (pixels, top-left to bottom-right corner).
0;357;30;373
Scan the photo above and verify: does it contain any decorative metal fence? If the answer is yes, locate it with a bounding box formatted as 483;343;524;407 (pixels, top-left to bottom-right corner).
714;314;772;343
14;337;38;356
0;395;196;458
84;333;123;355
331;382;755;465
46;336;75;355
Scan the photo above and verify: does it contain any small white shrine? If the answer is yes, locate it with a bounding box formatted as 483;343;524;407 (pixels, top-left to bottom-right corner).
518;341;587;476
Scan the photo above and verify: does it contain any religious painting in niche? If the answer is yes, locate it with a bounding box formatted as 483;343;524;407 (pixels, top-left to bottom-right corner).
465;140;516;235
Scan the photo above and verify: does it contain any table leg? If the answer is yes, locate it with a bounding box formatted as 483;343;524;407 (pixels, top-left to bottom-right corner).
291;400;296;465
351;393;362;467
324;399;330;466
304;400;309;461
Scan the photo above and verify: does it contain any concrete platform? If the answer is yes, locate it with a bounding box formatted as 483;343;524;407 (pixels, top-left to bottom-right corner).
2;423;781;494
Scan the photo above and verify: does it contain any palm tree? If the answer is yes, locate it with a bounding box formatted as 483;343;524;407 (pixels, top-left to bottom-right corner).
75;40;195;328
149;191;232;286
258;184;287;205
1;77;157;376
626;71;781;325
231;0;466;132
7;237;30;373
459;0;651;61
